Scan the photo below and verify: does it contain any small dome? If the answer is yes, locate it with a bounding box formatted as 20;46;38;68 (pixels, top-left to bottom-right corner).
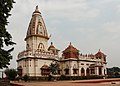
48;42;55;50
63;42;79;59
48;42;60;55
25;6;49;41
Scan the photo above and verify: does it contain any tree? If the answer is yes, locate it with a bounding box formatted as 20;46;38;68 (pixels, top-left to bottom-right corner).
0;0;15;69
49;61;59;75
107;67;120;78
4;68;17;80
112;67;120;73
107;67;120;75
48;61;59;81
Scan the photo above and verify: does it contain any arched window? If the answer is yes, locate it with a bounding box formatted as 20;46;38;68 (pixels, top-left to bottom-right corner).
26;44;30;50
37;21;44;35
64;64;69;75
73;64;78;74
38;43;45;50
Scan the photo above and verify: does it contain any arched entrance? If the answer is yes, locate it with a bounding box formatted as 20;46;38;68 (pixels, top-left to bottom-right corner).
64;68;69;75
81;68;85;76
86;68;90;76
99;67;102;75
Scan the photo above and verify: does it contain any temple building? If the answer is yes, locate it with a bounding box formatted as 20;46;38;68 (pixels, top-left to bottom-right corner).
17;6;107;78
60;44;107;76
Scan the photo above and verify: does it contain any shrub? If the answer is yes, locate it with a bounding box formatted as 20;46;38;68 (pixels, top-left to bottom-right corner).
4;68;17;80
59;75;103;80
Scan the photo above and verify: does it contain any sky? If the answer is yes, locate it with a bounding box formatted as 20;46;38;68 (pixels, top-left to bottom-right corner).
6;0;120;68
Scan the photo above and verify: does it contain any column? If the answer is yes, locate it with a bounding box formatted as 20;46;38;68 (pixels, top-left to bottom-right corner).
95;67;99;75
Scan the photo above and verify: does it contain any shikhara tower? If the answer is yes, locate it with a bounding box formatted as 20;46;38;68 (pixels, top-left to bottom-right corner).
25;6;49;52
17;6;107;78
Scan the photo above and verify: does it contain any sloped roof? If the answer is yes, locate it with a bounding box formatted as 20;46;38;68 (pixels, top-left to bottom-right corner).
41;65;50;69
63;42;79;53
95;49;106;57
63;43;79;59
25;6;49;40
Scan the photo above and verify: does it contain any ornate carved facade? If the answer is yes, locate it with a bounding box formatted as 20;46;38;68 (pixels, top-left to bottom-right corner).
17;6;107;78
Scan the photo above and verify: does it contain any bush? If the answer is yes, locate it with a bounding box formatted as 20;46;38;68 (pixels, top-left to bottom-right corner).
59;75;103;80
4;68;17;80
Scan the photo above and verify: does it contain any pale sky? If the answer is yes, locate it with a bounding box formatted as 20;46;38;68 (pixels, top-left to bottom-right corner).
7;0;120;68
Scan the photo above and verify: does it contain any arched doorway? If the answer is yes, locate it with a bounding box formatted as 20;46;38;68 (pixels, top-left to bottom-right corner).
86;68;90;76
81;68;85;76
99;67;102;75
64;68;69;75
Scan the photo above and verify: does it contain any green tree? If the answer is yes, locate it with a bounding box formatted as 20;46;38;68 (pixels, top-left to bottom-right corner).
107;67;120;78
107;67;120;75
0;0;15;69
112;67;120;73
4;68;17;80
49;61;59;75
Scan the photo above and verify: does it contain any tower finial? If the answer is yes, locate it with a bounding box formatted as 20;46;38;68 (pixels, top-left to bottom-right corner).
34;5;41;14
70;42;72;45
35;5;39;11
36;5;38;10
99;49;101;52
51;42;53;45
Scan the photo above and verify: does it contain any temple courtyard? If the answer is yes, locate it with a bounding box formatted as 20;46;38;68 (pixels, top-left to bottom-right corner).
11;78;120;86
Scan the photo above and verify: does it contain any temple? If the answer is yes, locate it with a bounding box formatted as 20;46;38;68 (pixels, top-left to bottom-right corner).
17;6;107;78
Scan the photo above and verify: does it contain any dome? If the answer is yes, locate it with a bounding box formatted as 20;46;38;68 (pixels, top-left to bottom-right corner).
63;42;79;59
48;42;56;50
48;42;60;55
25;6;49;41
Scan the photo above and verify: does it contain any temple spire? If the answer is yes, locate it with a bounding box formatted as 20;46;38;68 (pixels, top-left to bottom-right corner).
35;5;39;11
34;5;41;14
70;42;72;46
51;42;53;45
99;49;101;52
